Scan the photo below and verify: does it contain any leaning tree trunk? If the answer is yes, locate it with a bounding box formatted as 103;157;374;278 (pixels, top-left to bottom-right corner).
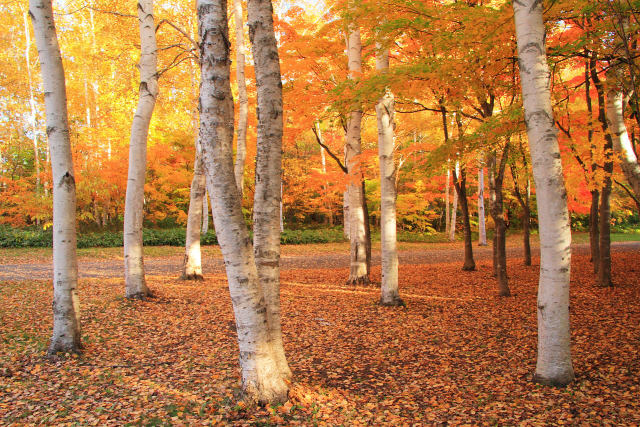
30;0;81;355
123;0;158;300
514;0;574;386
477;157;487;246
182;136;206;280
249;0;292;380
198;0;289;404
453;167;476;271
233;0;248;195
345;26;369;285
376;45;402;306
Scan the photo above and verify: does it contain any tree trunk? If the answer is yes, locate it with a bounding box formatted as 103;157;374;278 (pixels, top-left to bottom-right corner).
198;0;289;404
522;201;532;266
343;189;350;238
492;145;511;296
514;0;574;386
488;159;498;276
23;11;41;194
453;166;476;271
449;174;458;241
344;26;369;285
30;0;81;355
591;60;613;286
123;0;158;300
477;157;487;246
183;136;206;280
201;191;209;233
445;166;450;233
589;190;600;272
376;46;402;306
606;80;640;210
233;0;248;195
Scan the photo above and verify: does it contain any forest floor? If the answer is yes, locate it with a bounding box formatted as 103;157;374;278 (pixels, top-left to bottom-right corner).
0;237;639;425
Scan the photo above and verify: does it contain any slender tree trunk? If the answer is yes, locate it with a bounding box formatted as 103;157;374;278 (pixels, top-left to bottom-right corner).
376;45;402;306
123;0;158;300
492;145;511;296
23;11;40;194
449;175;458;241
30;0;81;355
233;0;248;195
445;166;450;233
361;179;372;275
589;190;600;271
183;136;206;280
514;0;574;386
488;156;498;276
201;191;209;233
343;189;350;238
591;60;613;286
344;26;369;285
198;0;289;404
478;157;487;246
522;201;532;266
606;79;640;210
453;167;476;271
247;0;292;384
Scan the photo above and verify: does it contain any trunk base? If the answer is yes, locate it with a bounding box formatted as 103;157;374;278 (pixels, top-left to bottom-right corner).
379;296;406;307
533;372;574;387
462;262;476;271
47;341;82;358
498;288;512;297
126;290;153;300
181;273;204;281
346;276;371;286
478;243;488;247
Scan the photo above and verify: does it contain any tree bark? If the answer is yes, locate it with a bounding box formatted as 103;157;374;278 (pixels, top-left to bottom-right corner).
183;136;206;280
514;0;574;386
198;0;289;404
123;0;158;300
606;79;640;211
511;164;532;267
233;0;248;195
491;146;511;296
477;157;487;246
201;191;209;233
453;166;476;271
589;190;600;271
445;166;450;233
449;172;458;241
23;11;41;194
344;26;369;285
30;0;81;355
376;46;402;306
590;59;613;287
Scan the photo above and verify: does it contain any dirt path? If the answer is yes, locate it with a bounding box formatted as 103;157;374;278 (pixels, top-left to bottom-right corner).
1;241;638;282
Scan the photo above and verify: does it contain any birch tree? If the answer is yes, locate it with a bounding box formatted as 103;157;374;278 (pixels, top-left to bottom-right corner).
376;45;403;306
182;136;206;280
123;0;158;299
345;25;369;285
477;157;487;246
233;0;248;195
198;0;290;404
513;0;574;386
29;0;81;355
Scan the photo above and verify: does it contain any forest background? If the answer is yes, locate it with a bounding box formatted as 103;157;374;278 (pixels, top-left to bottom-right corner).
1;0;639;245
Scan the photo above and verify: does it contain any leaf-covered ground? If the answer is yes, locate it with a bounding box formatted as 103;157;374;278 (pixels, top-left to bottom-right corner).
1;246;639;425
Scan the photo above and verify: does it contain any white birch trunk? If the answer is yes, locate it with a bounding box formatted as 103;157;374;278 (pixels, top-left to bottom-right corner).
183;136;206;280
24;11;40;193
478;157;487;246
449;162;459;241
233;0;248;195
198;0;289;404
345;26;368;284
445;166;450;234
123;0;158;299
343;189;350;238
376;46;402;306
201;191;209;233
30;0;81;354
606;84;640;204
513;0;574;386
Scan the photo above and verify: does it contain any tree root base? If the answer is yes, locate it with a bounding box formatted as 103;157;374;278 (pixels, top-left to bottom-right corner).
462;264;476;271
379;297;406;307
533;372;574;387
181;273;204;281
346;276;371;286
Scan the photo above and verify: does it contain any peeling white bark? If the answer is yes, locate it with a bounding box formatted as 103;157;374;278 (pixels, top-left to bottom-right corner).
449;162;458;241
124;0;158;299
183;135;206;280
376;45;402;306
478;157;487;246
514;0;574;386
345;26;368;284
198;0;289;404
606;84;640;204
30;0;81;355
233;0;248;195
